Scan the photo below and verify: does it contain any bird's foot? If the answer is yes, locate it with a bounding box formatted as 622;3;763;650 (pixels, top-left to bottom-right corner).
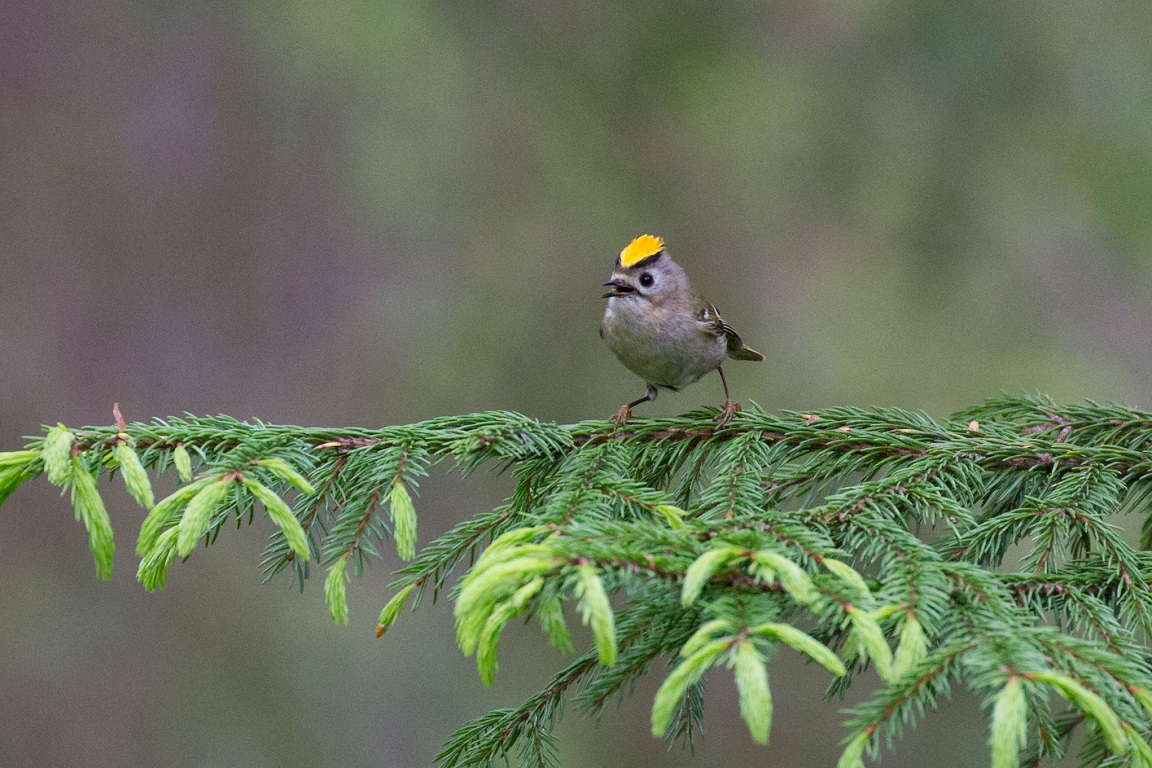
716;399;741;428
611;404;633;428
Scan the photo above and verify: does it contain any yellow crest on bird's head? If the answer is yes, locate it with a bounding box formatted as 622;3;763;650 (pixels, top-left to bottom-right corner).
619;234;665;268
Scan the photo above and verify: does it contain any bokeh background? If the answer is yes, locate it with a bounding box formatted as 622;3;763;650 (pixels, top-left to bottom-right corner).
4;1;1152;766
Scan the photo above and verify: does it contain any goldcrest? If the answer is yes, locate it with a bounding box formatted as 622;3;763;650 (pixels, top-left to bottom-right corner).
601;235;763;425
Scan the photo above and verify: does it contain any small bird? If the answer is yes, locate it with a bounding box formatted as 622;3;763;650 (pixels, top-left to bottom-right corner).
600;234;764;425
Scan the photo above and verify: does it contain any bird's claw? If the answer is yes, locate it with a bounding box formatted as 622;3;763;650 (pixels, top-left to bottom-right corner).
611;404;633;428
716;400;740;428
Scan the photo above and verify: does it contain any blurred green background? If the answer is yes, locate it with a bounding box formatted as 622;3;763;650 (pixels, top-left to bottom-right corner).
4;1;1152;766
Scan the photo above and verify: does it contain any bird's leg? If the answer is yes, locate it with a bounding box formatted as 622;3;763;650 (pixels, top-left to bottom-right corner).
613;385;658;426
716;366;740;427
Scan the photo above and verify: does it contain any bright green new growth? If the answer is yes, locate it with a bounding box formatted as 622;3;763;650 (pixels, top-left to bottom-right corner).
651;638;728;739
255;457;316;495
990;677;1027;768
375;582;417;636
68;456;114;579
9;395;1152;767
0;451;37;507
172;444;193;482
845;606;895;681
574;564;616;666
654;503;685;528
732;641;772;745
534;591;574;654
387;479;417;561
837;731;870;768
113;441;154;510
241;477;310;561
138;478;213;556
751;623;847;677
176;477;232;556
42;423;74;485
681;546;743;606
1130;728;1152;768
749;550;819;605
891;615;928;679
1029;671;1128;755
0;450;38;469
325;555;350;626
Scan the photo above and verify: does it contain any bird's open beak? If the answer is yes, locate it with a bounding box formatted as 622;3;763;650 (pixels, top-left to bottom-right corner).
602;279;636;298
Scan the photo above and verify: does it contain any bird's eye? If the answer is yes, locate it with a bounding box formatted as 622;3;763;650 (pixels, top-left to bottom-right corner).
639;273;654;288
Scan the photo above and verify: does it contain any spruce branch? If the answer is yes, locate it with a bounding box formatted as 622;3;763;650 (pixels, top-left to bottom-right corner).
10;396;1152;765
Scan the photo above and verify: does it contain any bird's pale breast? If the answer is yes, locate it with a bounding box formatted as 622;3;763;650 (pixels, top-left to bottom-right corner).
602;300;727;390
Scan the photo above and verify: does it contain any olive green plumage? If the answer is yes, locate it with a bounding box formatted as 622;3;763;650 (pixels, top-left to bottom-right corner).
600;235;763;423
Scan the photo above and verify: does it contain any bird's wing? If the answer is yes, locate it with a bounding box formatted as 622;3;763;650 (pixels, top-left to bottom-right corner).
699;303;765;361
696;303;728;337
